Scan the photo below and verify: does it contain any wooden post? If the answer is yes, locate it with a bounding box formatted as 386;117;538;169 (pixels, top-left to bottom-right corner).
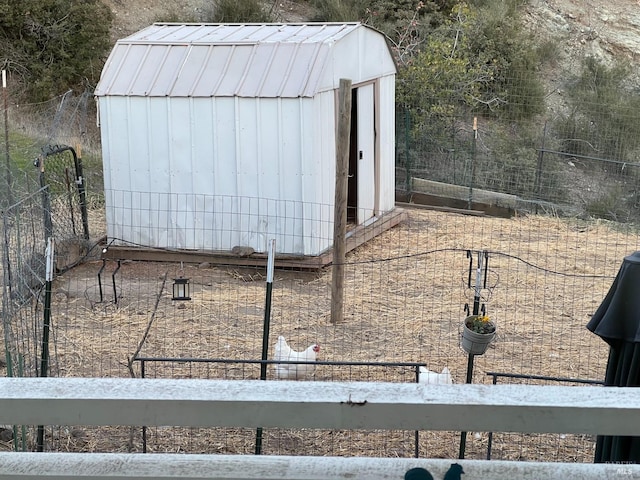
331;78;352;325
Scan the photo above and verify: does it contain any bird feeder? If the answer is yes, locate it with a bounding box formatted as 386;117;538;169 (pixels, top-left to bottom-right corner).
172;277;191;301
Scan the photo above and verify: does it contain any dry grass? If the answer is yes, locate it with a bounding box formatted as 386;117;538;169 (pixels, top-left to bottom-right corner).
5;207;638;460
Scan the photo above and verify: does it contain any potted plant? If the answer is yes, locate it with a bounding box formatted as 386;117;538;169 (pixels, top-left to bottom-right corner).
461;314;496;355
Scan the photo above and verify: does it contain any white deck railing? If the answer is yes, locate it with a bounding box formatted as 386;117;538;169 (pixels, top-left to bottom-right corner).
0;378;638;479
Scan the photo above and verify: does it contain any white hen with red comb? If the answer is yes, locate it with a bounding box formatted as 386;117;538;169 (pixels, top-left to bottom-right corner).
273;335;320;380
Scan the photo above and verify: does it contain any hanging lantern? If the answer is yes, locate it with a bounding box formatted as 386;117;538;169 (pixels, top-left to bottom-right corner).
172;277;191;301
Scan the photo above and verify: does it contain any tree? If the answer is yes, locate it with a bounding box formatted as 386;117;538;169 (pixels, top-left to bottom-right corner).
464;0;545;119
0;0;112;102
396;4;495;123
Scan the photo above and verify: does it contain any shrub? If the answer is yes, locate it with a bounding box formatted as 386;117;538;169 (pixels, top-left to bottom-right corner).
206;0;273;23
557;57;640;162
0;0;112;103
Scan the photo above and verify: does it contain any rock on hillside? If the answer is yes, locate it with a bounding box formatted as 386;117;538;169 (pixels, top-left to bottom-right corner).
525;0;640;71
102;0;206;39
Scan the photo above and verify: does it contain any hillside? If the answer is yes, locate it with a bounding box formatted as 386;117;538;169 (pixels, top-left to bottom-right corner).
100;0;640;103
102;0;312;39
525;0;640;75
102;0;640;71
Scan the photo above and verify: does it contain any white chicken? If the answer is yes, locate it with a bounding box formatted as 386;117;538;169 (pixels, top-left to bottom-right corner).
418;366;453;385
273;335;320;380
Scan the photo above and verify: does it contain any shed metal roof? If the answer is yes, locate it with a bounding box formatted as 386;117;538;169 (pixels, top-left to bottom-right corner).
95;23;396;98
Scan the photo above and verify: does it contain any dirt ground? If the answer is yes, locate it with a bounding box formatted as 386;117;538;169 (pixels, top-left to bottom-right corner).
10;206;633;460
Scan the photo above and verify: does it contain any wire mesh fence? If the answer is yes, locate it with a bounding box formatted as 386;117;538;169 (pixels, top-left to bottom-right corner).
396;108;640;221
137;358;424;457
103;189;336;255
2;191;637;459
0;160;100;451
484;373;604;463
2;64;640;461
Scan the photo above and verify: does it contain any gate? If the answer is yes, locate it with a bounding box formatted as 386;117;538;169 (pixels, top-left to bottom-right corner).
34;144;90;271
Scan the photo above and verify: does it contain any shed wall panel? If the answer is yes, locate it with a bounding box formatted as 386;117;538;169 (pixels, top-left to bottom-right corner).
127;101;152;191
279;99;307;254
356;27;396;82
307;91;336;255
167;98;195;193
103;98;132;191
100;96;331;254
257;100;281;201
235;97;260;198
329;29;396;91
147;100;172;193
299;97;324;255
314;91;336;208
191;99;216;192
212;98;238;196
331;34;360;87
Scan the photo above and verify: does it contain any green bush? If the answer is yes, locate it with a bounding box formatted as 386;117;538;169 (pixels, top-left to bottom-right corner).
310;0;361;21
206;0;273;22
398;1;545;128
311;0;454;40
463;0;545;119
0;0;112;103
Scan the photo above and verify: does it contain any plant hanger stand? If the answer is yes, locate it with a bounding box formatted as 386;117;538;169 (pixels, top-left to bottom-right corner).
458;249;492;459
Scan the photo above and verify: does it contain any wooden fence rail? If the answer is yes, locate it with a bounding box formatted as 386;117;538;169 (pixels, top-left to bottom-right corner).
0;378;638;479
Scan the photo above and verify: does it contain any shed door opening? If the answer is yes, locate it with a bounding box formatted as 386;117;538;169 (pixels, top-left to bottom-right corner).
347;83;376;224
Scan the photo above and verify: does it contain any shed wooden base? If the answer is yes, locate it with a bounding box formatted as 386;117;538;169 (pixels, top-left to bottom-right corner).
101;208;407;270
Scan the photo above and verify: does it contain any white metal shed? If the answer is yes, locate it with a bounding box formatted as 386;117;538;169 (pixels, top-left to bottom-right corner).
95;22;397;256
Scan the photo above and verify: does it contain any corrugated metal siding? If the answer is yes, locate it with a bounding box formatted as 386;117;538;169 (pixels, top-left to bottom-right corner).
95;23;395;98
101;95;331;254
310;90;337;254
128;22;357;45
